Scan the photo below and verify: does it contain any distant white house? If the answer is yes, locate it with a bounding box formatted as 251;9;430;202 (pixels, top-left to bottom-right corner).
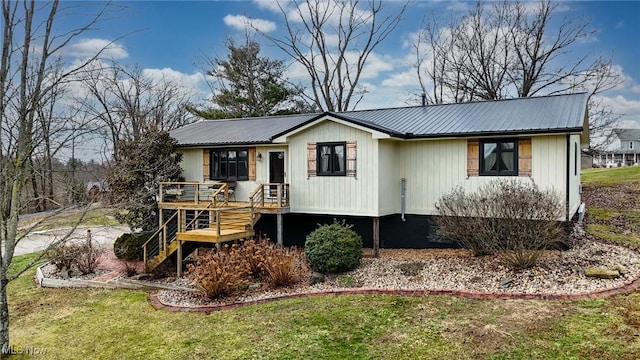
594;129;640;167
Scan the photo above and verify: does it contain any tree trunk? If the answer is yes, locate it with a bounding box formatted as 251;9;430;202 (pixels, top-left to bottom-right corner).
29;157;42;212
0;278;9;355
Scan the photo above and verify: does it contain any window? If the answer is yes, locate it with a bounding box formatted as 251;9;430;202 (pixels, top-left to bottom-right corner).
210;148;249;180
317;142;346;176
480;139;518;176
630;141;634;150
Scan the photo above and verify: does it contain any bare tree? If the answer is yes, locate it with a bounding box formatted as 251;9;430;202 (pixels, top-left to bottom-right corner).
413;0;622;149
25;67;99;212
0;0;119;349
413;15;472;105
260;0;407;111
77;62;196;158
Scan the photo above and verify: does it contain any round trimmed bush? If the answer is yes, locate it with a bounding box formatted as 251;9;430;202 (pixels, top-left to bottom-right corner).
305;220;363;273
113;232;152;261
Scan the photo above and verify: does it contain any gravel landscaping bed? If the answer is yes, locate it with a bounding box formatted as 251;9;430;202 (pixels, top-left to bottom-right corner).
156;237;640;308
40;262;112;280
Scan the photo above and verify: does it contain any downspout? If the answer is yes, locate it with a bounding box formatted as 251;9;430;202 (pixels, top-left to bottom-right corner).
401;178;406;222
565;133;571;221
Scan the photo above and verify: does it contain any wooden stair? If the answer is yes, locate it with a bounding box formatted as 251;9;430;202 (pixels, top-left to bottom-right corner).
145;206;260;273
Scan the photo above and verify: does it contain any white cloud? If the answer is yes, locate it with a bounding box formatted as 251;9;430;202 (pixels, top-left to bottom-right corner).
253;0;286;13
285;61;311;81
64;38;128;59
381;69;420;88
596;94;640;129
597;95;640;118
358;52;394;79
223;14;276;33
142;68;205;88
286;0;373;27
142;67;209;102
355;87;413;110
446;1;471;12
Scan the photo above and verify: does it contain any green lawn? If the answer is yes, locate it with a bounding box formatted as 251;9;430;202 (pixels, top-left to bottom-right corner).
32;206;121;230
4;168;640;359
6;255;640;359
582;166;640;248
582;166;640;187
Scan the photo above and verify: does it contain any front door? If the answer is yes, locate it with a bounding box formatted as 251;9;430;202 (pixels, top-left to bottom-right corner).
269;151;285;197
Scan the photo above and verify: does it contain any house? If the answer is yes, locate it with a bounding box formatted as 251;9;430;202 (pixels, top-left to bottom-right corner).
145;93;589;274
86;181;107;202
594;128;640;167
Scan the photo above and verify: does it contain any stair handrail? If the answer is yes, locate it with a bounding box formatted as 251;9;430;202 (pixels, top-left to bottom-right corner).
183;201;215;231
249;183;265;208
209;182;229;207
143;210;179;267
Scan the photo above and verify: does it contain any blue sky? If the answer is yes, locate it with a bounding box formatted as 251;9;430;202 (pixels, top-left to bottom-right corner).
62;0;640;129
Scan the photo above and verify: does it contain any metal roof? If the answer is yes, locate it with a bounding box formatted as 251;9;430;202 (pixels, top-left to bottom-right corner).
170;113;319;146
171;93;589;146
337;93;588;138
613;128;640;140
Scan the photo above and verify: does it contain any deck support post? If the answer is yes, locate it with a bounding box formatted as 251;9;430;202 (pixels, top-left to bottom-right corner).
276;213;283;246
177;240;183;277
373;217;380;258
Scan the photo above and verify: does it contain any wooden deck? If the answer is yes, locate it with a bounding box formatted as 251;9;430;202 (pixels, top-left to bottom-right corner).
144;182;291;275
176;228;255;243
158;200;288;213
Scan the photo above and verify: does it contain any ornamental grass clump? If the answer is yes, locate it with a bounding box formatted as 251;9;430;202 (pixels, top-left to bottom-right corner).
234;239;270;279
305;219;363;273
263;246;307;288
435;179;565;270
187;247;250;299
188;239;309;299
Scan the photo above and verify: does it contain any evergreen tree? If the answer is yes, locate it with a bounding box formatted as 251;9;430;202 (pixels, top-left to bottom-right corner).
190;38;311;119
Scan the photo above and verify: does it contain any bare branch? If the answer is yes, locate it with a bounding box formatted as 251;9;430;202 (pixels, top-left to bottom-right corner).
259;0;407;111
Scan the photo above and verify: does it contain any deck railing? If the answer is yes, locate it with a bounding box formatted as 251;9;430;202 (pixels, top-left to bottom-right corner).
249;183;289;209
145;182;289;271
159;181;230;206
143;210;178;271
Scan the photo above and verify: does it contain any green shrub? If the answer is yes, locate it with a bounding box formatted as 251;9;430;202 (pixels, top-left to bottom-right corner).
305;219;363;273
113;232;151;261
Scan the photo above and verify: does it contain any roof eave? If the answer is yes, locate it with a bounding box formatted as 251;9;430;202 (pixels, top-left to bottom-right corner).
403;127;585;140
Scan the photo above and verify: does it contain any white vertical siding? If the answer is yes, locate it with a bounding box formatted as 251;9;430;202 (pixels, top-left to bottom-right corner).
392;135;570;218
180;130;575;220
531;135;568;219
288;121;378;216
378;140;397;216
531;135;566;193
179;148;203;181
395;139;468;215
